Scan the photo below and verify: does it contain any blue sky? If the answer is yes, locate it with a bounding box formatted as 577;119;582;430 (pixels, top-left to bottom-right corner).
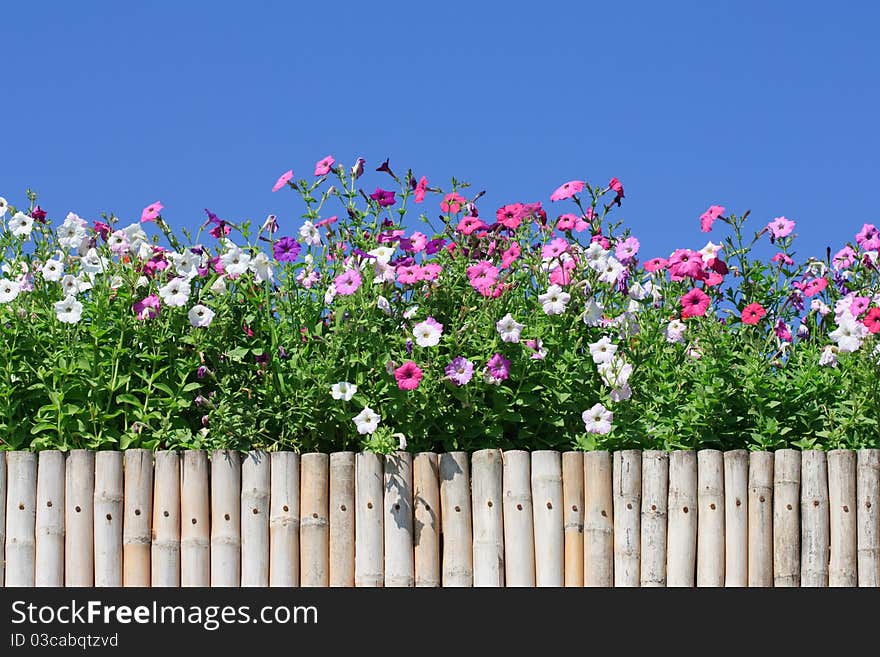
2;1;877;263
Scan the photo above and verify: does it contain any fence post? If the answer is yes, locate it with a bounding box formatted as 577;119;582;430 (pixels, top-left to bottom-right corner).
413;452;440;587
562;451;584;587
210;450;241;587
65;450;95;587
827;450;857;587
696;449;724;587
613;450;641;587
801;450;829;587
384;451;414;587
856;449;880;587
35;450;65;587
270;451;300;587
440;451;473;587
748;451;774;587
5;452;37;587
181;450;210;586
773;449;800;587
667;450;697;587
640;450;668;587
152;450;180;587
123;449;153;587
94;451;123;587
723;450;748;587
355;452;383;587
584;451;613;587
329;452;354;587
241;450;270;587
472;449;504;587
502;450;534;587
301;453;330;587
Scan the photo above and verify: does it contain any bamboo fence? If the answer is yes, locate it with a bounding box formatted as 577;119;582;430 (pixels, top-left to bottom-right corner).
1;448;878;587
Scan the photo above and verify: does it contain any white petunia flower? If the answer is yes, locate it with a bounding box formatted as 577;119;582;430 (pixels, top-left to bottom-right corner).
496;313;525;343
588;336;618;364
250;251;274;283
187;304;215;327
583;242;609;270
324;283;337;305
41;258;64;282
158;277;191;307
123;222;149;250
353;406;380;435
80;248;109;275
60;274;91;296
811;299;830;316
665;319;687;344
413;318;443;347
57;213;87;249
367;246;395;264
54;295;83;324
373;260;396;284
829;312;868;353
403;305;419;319
209;275;227;295
699;241;723;263
9;212;34;239
107;230;130;254
582;299;604;326
597;257;624;285
299;221;321;246
377;295;392;315
0;196;8;219
582;403;613;435
610;384;632;402
220;244;251;277
538;284;570;315
330;381;357;401
597;356;633;389
0;278;21;303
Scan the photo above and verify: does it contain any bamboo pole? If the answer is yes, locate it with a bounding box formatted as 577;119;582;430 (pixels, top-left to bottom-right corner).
241;450;270;587
329;452;354;587
384;451;414;587
5;452;37;586
65;450;94;587
613;450;641;587
562;452;584;587
857;449;880;587
413;452;440;587
0;451;5;587
151;450;180;587
773;449;801;587
696;449;724;587
748;451;774;587
472;450;504;587
123;449;152;587
502;450;534;587
532;451;563;587
210;450;241;587
801;450;829;587
584;451;613;587
300;453;330;587
269;451;300;587
181;450;210;586
440;451;473;587
35;450;65;587
827;450;856;587
667;450;697;587
723;450;748;587
640;450;668;587
94;451;123;587
355;452;383;587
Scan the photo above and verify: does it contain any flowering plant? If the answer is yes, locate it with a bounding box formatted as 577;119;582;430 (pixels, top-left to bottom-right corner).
1;159;877;454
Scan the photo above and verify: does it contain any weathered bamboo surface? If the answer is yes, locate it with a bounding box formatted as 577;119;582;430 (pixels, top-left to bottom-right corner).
2;448;876;587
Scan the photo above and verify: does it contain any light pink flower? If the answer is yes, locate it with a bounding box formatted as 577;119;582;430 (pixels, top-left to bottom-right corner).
272;169;294;192
314;156;335;176
541;237;569;259
767;216;795;239
140;201;163;223
334;268;362;295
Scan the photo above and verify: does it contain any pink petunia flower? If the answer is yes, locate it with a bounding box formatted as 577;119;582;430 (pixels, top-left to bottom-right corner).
774;320;792;341
833;246;856;270
445;356;474;386
396;265;422;285
501;242;521;269
643;257;668;273
541;237;569;259
700;205;725;233
767;216;795;240
855;223;880;251
549;259;576;285
140;201;163;223
850;296;871;317
741;303;766;325
132;294;161;320
496;204;525;230
272;170;294;192
550;180;585;202
414;176;428;203
680;288;711;318
485;353;511;383
608;177;624;198
863;307;880;333
556;213;577;231
420;263;442;281
314;155;335;176
441;193;466;214
334;268;362;295
802;277;828;297
394;360;423;390
615;236;640;262
667;249;704;281
457;215;487;236
771;252;794;266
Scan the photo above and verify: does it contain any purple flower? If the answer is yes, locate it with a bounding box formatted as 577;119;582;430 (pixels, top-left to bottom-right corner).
255;352;269;364
406;339;413;355
273;236;302;262
197;366;208;379
370;188;396;207
204;208;222;225
445;356;474;386
425;238;446;255
351;157;366;180
774;320;792;341
278;346;287;359
486;353;511;384
31;206;47;222
375;158;397;179
351;247;375;260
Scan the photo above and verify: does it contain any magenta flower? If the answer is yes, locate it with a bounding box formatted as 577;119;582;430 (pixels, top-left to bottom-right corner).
774;320;792;341
700;205;725;233
414;176;428;203
767;216;795;240
667;249;703;281
501;242;521;269
314;155;335;176
496;203;525;229
856;223;880;250
315;215;338;228
457;215;487;236
850;296;871;317
550;180;585;202
644;257;668;273
140;201;163;224
272;169;294;192
445;356;474;386
420;263;442;281
771;252;794;266
485;353;511;384
440;193;466;214
334;268;362;295
394;360;423;391
608;177;624;199
833;246;856;270
273;236;301;262
680;288;711;318
370;188;396;207
31;206;47;222
802;277;827;297
132;294;161;320
396;265;422;284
